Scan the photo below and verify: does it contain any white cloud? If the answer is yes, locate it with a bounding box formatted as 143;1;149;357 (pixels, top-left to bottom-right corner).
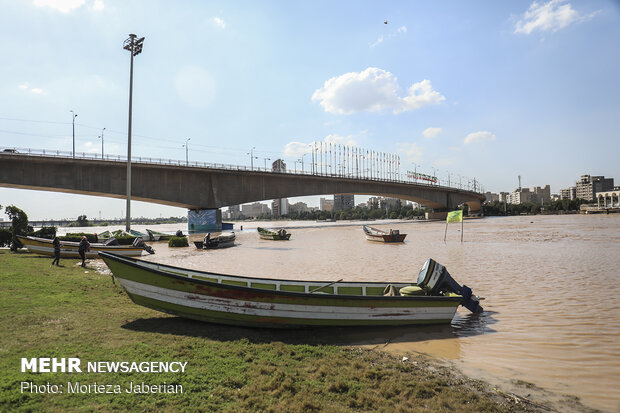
370;36;384;48
370;25;407;48
312;68;444;115
33;0;86;13
283;142;311;158
422;127;442;139
91;0;104;11
283;134;358;158
514;0;599;35
18;83;46;95
323;134;357;146
396;142;423;163
464;131;496;144
433;158;455;167
212;17;226;29
174;65;215;109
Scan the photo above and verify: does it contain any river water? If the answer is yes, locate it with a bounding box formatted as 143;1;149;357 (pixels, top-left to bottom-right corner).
70;215;620;411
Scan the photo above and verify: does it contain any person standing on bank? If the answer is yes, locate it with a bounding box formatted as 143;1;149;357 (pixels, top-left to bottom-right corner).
51;236;61;266
78;235;90;267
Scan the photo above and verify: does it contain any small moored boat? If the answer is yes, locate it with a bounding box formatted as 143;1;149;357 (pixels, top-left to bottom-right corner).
363;225;407;243
99;254;483;328
257;227;291;240
17;235;144;258
193;232;236;249
146;229;170;241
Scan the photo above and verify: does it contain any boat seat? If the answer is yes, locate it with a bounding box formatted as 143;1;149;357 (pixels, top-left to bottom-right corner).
399;286;425;296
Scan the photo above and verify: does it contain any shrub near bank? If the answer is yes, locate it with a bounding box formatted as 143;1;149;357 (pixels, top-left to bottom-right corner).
168;236;188;247
0;251;543;412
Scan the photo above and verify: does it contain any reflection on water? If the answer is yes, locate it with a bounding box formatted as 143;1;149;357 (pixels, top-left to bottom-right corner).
79;215;620;412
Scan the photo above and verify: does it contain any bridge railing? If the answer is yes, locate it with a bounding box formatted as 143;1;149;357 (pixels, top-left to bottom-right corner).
2;147;485;194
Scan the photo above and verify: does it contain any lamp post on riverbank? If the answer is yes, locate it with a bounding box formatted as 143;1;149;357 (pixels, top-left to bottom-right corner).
123;33;145;232
70;110;77;159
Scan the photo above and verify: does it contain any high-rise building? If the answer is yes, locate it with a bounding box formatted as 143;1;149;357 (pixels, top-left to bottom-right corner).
333;194;354;211
271;198;289;216
241;202;271;218
272;159;286;172
575;175;614;201
271;159;288;215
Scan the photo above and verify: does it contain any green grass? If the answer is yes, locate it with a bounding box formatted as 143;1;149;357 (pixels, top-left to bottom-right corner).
0;250;526;412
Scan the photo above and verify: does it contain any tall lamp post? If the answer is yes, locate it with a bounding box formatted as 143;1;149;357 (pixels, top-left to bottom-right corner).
123;33;145;232
98;127;106;159
70;110;77;158
247;147;257;170
183;138;191;165
263;157;271;170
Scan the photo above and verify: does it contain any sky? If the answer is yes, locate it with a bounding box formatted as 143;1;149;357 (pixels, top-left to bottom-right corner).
1;0;619;220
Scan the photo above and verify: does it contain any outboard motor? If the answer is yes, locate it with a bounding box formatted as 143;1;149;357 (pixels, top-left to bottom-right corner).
133;237;155;254
417;258;483;313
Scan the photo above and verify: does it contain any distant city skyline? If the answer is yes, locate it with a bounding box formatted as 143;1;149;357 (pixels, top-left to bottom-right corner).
1;0;619;220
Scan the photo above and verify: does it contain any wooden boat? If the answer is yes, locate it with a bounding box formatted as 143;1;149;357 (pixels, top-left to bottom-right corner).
129;229;160;241
193;232;236;249
257;227;291;240
17;235;144;258
146;229;171;241
99;254;483;328
363;225;407;243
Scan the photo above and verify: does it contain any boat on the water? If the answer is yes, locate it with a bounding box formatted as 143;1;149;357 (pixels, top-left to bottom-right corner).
99;253;483;328
363;225;407;243
257;227;291;240
18;235;144;258
146;229;170;241
193;232;236;249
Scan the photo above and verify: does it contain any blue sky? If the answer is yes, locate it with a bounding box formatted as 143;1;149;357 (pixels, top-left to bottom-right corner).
1;0;619;219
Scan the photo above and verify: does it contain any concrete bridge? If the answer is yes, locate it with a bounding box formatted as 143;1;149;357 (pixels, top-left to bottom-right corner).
0;151;485;228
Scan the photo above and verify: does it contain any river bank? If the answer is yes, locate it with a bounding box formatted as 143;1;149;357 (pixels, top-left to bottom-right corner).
0;250;599;412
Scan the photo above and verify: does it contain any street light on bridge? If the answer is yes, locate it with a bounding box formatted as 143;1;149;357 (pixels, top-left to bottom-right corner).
123;33;145;232
97;127;106;160
183;138;191;165
70;110;77;159
263;157;271;170
247;147;258;170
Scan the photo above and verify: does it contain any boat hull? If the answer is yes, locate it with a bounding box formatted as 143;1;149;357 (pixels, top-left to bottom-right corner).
100;253;461;328
18;236;144;258
257;227;291;240
363;226;407;243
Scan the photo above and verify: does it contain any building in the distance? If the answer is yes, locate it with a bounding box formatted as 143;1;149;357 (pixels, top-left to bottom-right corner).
333;194;354;211
575;175;614;201
508;185;550;204
288;201;311;214
241;202;271;218
498;192;510;203
484;192;499;202
271;198;288;216
319;197;334;212
560;187;576;200
271;159;288;216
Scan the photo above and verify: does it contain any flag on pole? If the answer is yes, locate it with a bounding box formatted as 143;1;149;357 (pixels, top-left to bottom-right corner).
446;210;463;223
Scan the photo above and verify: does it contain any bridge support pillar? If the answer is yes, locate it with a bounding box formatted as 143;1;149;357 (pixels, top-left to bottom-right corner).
188;209;222;234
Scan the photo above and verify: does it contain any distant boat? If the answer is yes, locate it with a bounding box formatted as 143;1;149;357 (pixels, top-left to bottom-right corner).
194;232;236;249
17;235;144;258
129;229;148;238
146;229;171;241
363;225;407;243
99;254;484;328
257;227;291;240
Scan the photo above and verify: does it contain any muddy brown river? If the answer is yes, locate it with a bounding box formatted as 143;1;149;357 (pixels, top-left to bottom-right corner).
83;214;620;411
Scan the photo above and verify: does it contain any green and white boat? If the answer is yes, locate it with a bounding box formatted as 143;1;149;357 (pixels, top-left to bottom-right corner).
257;227;291;240
99;253;483;328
